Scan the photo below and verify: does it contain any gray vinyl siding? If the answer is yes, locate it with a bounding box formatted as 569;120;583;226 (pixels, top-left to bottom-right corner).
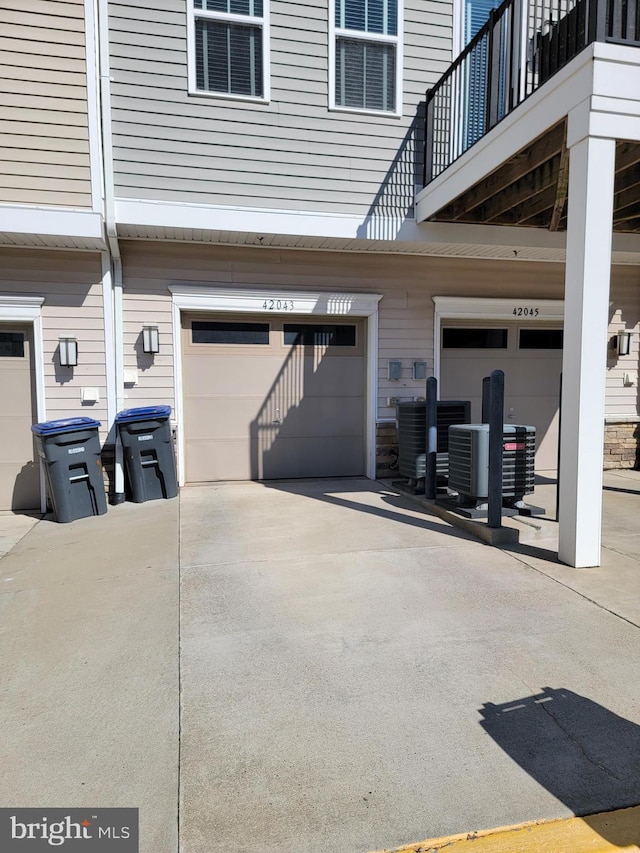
119;242;640;422
0;248;108;432
0;0;93;208
109;0;452;216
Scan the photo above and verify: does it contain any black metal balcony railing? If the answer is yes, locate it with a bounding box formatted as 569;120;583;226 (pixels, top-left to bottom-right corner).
424;0;640;186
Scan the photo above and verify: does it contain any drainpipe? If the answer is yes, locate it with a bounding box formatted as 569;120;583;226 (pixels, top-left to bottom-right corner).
97;0;125;503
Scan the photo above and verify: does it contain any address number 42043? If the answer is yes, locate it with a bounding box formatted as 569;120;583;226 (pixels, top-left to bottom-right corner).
262;299;294;311
513;307;539;317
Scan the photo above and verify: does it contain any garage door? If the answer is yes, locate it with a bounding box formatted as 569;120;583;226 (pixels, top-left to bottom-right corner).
0;324;39;510
440;322;563;471
182;314;366;481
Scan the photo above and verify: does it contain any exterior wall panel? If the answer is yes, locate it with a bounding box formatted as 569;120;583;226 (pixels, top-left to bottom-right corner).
119;242;640;428
108;0;452;216
0;248;107;431
0;0;92;208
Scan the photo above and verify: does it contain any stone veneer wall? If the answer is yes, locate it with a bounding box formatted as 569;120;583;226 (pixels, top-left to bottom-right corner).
376;421;640;477
376;422;400;478
603;422;640;469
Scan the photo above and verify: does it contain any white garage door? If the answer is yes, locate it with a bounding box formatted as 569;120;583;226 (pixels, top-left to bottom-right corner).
0;324;39;510
182;314;366;481
440;322;563;471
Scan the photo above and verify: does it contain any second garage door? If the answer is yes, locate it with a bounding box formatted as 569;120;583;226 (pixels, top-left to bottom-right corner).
0;324;39;510
182;314;366;482
440;321;563;471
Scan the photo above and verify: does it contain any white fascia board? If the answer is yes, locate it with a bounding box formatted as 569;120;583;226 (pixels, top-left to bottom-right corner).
416;45;596;222
589;112;640;143
0;205;104;241
117;198;572;250
118;198;371;240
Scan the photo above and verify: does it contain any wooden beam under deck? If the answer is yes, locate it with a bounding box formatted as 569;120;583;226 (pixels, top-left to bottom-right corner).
429;129;640;233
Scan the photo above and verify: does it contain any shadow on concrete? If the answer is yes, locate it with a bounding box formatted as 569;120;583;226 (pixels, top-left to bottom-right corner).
263;478;476;542
10;460;40;513
502;541;563;564
480;687;640;843
603;484;640;496
534;473;558;486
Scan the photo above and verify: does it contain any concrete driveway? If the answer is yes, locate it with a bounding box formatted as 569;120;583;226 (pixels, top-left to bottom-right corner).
179;477;640;853
2;475;640;853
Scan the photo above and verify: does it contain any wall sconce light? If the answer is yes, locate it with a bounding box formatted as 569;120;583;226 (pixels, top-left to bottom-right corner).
614;331;632;356
58;337;78;367
142;325;160;354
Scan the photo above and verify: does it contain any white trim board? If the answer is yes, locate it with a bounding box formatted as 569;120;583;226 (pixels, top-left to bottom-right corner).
0;206;104;241
170;286;382;485
432;296;564;383
0;296;47;512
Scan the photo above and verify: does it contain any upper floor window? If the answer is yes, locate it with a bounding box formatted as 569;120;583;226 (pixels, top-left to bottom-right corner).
188;0;270;101
330;0;403;116
463;0;496;45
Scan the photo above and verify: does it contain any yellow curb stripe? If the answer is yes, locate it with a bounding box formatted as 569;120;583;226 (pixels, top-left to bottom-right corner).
369;806;640;853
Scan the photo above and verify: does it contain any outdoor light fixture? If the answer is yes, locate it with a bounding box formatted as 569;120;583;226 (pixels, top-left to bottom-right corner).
142;325;160;354
58;337;78;367
615;331;632;356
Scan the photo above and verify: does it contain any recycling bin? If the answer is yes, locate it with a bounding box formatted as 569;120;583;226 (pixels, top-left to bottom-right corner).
31;417;107;523
115;405;178;503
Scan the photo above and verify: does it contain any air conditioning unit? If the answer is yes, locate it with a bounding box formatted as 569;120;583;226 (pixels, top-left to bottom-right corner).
397;400;471;488
448;423;535;510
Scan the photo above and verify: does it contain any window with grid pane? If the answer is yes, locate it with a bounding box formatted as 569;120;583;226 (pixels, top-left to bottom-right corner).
332;0;401;114
191;0;267;99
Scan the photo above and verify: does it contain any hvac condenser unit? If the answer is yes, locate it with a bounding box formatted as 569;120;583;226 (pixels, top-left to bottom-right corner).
397;400;471;487
448;424;536;507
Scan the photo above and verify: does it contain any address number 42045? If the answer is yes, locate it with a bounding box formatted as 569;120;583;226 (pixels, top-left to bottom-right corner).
513;307;539;317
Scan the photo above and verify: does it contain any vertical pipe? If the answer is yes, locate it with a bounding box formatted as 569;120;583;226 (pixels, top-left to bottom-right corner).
425;377;438;499
488;369;504;529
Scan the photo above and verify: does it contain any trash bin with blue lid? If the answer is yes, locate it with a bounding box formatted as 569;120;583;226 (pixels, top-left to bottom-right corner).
31;417;108;523
115;405;178;503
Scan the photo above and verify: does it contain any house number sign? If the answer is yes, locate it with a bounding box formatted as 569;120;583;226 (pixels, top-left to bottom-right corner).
512;306;540;317
260;299;295;311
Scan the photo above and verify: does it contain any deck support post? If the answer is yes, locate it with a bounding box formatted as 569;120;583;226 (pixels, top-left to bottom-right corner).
558;134;615;567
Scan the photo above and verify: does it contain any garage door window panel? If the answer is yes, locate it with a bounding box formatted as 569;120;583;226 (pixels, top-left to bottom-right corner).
518;328;564;349
0;332;25;358
283;323;357;348
442;328;508;348
192;321;270;345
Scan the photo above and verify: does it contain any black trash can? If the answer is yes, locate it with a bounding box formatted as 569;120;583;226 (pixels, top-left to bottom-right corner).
31;417;108;523
115;405;178;503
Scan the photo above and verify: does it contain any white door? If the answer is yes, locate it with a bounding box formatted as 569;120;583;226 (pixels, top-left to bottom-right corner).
182;314;366;481
0;324;39;509
440;322;563;471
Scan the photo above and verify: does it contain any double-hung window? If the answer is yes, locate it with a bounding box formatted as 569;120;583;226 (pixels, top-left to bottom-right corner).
189;0;270;101
330;0;403;116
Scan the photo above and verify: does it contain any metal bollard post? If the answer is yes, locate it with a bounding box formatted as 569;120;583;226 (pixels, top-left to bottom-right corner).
488;369;505;528
425;376;438;499
482;376;491;423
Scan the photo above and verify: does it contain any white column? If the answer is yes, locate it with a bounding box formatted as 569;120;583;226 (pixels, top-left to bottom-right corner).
558;135;616;567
